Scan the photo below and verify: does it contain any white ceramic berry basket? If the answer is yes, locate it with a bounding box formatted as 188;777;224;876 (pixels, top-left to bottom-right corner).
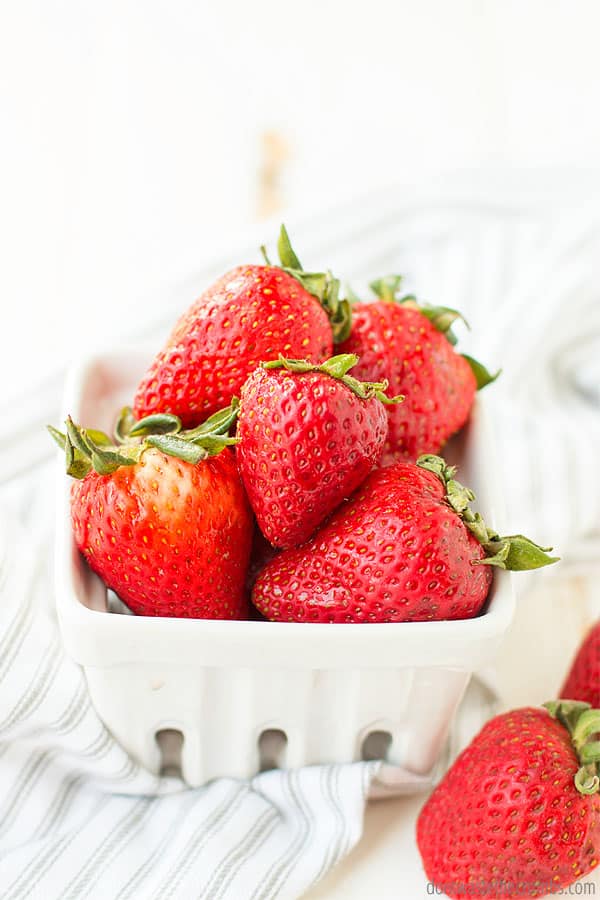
54;347;515;788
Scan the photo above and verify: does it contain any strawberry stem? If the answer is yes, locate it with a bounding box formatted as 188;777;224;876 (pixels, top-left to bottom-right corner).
417;454;559;571
544;701;600;795
261;354;404;405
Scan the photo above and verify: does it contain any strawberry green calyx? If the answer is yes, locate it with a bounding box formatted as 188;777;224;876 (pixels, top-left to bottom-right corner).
261;225;351;344
47;401;240;479
461;354;501;390
262;353;404;405
368;275;500;390
126;412;184;437
417;454;559;571
369;274;467;341
544;700;600;795
369;274;408;304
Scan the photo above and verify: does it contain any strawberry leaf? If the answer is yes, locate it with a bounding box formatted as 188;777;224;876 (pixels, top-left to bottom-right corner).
579;741;600;766
146;434;208;464
277;223;302;270
418;305;469;346
115;406;137;442
461;354;501;391
65;416;92;458
544;700;600;795
319;354;359;379
128;413;182;437
344;283;362;304
85;428;113;446
259;244;272;265
185;399;240;440
261;354;403;405
369;275;405;302
480;535;559;571
64;432;92;480
89;448;137;476
417;454;559;572
189;434;239;454
50;401;240;479
47;425;66;451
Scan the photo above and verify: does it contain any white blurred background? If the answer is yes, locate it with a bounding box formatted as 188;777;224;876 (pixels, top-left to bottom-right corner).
2;0;600;402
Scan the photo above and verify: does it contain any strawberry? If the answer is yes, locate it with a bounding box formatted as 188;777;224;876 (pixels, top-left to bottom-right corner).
417;702;600;898
133;226;350;427
49;406;252;619
236;354;399;549
562;622;600;708
251;454;557;623
338;276;498;463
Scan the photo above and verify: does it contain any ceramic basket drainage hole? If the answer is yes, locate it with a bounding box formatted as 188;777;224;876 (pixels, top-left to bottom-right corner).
361;730;393;762
155;729;184;777
258;729;288;772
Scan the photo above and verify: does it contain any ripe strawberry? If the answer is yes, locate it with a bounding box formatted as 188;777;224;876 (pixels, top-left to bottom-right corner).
562;622;600;708
338;276;498;463
236;354;398;549
133;226;350;427
252;455;557;623
417;702;600;898
49;406;252;619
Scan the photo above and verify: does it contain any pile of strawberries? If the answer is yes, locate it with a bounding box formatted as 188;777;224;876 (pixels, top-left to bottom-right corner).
50;226;555;625
49;226;600;899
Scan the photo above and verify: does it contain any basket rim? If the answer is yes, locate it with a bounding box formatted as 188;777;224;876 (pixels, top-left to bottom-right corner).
54;347;516;670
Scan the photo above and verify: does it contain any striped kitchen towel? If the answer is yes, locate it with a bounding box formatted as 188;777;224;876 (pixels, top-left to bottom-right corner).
1;191;599;899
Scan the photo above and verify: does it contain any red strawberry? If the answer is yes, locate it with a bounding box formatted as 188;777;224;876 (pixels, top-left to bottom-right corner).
236;354;398;549
417;702;600;898
252;455;557;623
338;276;498;463
49;407;252;619
133;226;350;427
562;622;600;708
